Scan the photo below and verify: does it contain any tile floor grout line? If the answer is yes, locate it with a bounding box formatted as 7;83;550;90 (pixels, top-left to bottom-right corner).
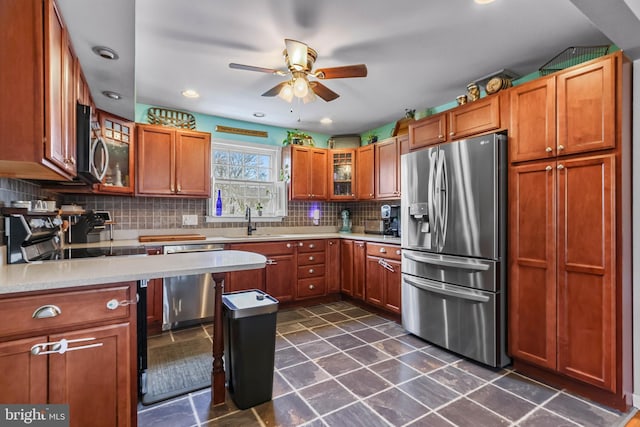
187;393;202;427
508;388;585;427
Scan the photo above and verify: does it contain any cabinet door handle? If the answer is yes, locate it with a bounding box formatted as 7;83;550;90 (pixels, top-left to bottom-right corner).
266;259;277;265
298;242;304;247
449;131;455;136
106;298;137;310
545;165;553;171
438;134;444;139
545;147;553;153
309;256;315;261
396;250;401;255
177;184;182;193
328;241;334;246
32;305;61;319
171;184;175;192
557;164;565;170
286;243;292;248
379;247;387;253
558;145;565;151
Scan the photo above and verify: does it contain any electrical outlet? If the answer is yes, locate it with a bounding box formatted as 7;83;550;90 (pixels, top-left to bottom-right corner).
182;214;198;226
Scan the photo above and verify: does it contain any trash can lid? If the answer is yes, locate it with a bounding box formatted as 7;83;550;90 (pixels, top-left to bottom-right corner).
222;289;278;318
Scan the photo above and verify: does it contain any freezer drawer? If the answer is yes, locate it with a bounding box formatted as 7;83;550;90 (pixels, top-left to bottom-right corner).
402;249;500;292
401;273;509;367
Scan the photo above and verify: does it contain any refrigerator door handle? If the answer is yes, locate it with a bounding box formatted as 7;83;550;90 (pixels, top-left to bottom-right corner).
403;252;490;271
427;150;437;239
403;276;490;303
435;150;448;251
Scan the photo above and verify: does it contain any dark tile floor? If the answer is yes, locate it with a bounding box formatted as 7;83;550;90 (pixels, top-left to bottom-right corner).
138;301;634;427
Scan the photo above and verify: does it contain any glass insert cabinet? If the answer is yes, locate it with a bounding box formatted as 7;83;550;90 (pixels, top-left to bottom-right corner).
329;149;356;200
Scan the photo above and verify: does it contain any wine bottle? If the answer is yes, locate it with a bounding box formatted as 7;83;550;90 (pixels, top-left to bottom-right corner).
215;190;222;216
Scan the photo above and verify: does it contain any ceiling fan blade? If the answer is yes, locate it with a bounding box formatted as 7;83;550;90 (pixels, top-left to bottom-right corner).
309;81;340;102
314;64;368;79
285;39;308;70
261;81;289;97
229;63;287;76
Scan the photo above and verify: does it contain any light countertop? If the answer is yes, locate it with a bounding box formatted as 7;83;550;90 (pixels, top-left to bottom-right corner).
0;250;266;295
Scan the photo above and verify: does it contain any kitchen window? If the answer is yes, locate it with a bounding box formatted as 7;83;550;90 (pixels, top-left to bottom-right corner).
207;140;286;221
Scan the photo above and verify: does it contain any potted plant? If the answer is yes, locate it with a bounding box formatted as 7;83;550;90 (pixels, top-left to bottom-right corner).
255;202;263;216
283;130;314;146
365;132;378;144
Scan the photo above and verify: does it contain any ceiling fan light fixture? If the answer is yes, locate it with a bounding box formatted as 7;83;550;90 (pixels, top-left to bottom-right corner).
301;89;316;104
293;76;309;98
278;82;294;102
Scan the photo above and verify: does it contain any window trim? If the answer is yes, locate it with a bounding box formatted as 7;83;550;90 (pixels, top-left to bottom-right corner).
205;139;286;222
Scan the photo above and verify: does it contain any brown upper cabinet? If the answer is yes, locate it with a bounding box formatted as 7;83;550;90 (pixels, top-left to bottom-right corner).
356;144;375;200
409;94;503;152
328;149;356;200
282;145;328;200
0;0;78;180
136;124;211;198
375;135;408;199
510;54;616;163
93;111;136;195
408;114;448;150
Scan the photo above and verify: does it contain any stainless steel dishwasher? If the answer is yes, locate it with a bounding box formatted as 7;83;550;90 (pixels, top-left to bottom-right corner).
162;243;225;330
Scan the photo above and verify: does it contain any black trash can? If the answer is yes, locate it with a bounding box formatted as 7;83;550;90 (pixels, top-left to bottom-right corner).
222;289;279;409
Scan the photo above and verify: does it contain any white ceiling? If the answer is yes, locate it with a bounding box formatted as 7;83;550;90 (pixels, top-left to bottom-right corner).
57;0;638;136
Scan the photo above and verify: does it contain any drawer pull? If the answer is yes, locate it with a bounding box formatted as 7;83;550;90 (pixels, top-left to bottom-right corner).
298;242;304;247
329;241;334;246
309;243;315;249
32;305;61;319
31;337;102;356
545;146;553;153
379;247;387;253
396;250;401;255
106;298;136;310
309;268;315;274
309;256;315;261
286;243;292;248
309;284;315;290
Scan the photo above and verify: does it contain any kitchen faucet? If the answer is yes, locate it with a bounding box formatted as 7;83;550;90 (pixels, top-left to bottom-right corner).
245;207;257;236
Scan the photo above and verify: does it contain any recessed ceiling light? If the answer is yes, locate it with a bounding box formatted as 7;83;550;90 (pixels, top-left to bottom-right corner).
181;89;200;98
253;112;265;118
320;117;333;124
92;46;119;60
474;0;496;4
102;90;121;100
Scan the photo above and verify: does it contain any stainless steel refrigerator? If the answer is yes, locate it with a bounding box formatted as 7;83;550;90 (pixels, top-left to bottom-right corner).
400;132;510;367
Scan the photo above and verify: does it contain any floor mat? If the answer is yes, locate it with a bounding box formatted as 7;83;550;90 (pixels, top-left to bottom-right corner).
141;337;212;405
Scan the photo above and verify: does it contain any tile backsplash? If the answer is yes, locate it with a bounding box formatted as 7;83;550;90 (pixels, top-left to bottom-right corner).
0;177;399;239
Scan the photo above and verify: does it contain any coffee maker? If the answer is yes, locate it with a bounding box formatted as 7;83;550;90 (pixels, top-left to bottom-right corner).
381;205;401;237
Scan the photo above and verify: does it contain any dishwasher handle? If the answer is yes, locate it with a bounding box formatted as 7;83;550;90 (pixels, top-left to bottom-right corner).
165;247;224;254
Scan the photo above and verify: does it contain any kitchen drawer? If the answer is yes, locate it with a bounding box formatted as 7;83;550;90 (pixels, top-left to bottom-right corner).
366;243;402;261
298;251;326;266
227;241;295;255
0;283;135;339
297;240;326;253
297;264;325;279
297;277;326;299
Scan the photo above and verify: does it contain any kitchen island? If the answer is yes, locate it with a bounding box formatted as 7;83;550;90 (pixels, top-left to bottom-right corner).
0;249;266;426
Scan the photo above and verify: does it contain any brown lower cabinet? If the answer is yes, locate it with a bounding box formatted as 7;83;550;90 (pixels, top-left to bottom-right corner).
326;239;341;293
340;240;366;300
365;243;401;314
226;242;295;301
509;153;630;409
0;282;137;427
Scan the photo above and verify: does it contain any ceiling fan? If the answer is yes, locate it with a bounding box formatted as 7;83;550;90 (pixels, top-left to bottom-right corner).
229;39;367;103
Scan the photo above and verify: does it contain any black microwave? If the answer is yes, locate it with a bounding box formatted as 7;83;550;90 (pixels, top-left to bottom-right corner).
76;102;108;184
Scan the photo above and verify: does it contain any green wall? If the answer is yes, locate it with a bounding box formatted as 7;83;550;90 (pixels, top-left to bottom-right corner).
135;103;333;148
